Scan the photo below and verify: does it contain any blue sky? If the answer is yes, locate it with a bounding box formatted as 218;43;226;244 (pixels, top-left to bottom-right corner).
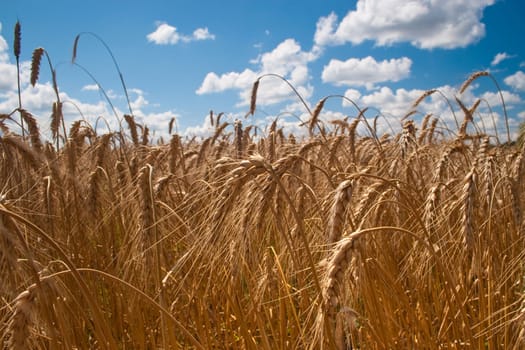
1;0;525;140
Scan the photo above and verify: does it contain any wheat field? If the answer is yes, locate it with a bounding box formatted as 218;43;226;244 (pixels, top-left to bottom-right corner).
1;27;524;349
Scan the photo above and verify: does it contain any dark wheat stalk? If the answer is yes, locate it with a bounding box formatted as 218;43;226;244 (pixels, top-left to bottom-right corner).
73;32;134;117
234;119;243;159
309;97;327;137
30;47;65;149
19;109;42;152
248;79;260;117
13;21;24;139
459;71;510;142
168;117;176;135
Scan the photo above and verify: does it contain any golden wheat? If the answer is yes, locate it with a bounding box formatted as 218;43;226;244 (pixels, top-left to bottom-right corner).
2;33;524;349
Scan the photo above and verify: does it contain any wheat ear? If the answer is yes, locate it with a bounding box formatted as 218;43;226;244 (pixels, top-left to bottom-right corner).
309;97;327;136
234;119;243;159
321;232;362;323
412;89;437;108
327;180;354;244
248;79;260;116
460;169;476;254
19;109;42;151
124;114;139;146
417;113;432;144
30;48;44;87
458;71;489;94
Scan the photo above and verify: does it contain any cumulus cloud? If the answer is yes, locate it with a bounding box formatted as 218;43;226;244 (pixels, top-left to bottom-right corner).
197;69;258;95
0;26;178;141
314;0;496;49
0;25;9;63
337;82;522;138
192;27;215;41
81;84;99;91
491;52;512;66
504;71;525;91
322;56;412;89
0;62;19;91
0;28;24;91
197;38;317;107
344;86;426;117
147;22;215;45
481;90;522;106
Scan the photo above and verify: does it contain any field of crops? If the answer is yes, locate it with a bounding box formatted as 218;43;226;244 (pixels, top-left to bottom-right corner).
1;27;524;350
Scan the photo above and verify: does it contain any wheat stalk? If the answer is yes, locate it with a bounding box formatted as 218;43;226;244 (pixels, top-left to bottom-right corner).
334;307;359;350
72;32;134;116
417;114;432;144
1;135;42;170
427;117;439;144
455;97;474;139
7;288;36;350
51;101;62;144
168;117;176;135
354;182;386;229
234;119;243;159
13;21;23;139
169;134;182;174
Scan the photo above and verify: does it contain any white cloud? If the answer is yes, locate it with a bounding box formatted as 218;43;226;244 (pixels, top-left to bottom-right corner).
337;83;522;138
135;110;180;139
344;86;426;117
147;23;181;45
0;31;9;63
0;62;18;91
0;26;21;91
81;84;99;91
491;52;512;66
314;0;496;49
192;27;215;41
0;27;181;141
197;69;258;95
343;89;362;104
0;80;114;136
314;12;338;49
322;56;412;89
183;111;243;138
197;38;317;107
147;22;215;45
504;71;525;91
481;90;522;106
129;89;149;111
